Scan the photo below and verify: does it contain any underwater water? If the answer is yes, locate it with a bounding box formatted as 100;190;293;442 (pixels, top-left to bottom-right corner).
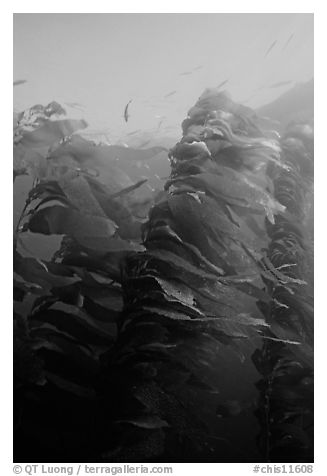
13;13;314;463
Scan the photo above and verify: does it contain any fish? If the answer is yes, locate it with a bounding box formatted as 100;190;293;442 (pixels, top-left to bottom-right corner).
282;33;294;51
264;40;277;58
157;118;165;129
124;99;132;122
164;90;177;98
13;80;27;87
192;65;203;71
138;139;152;148
110;178;148;198
180;70;193;76
65;102;85;110
269;80;294;88
217;79;229;89
126;129;141;136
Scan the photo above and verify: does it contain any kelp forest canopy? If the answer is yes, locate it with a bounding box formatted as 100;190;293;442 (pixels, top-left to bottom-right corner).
13;83;314;463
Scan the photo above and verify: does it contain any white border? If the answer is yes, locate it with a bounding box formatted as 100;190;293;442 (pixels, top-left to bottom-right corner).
3;3;325;474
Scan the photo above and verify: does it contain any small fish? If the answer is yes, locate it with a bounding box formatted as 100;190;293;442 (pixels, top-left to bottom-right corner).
124;99;132;122
282;33;294;51
13;79;27;87
157;118;165;129
126;129;141;136
269;80;294;88
138;139;151;148
164;90;177;98
65;102;85;110
217;79;229;89
192;65;203;71
180;70;193;76
264;40;277;58
110;179;148;198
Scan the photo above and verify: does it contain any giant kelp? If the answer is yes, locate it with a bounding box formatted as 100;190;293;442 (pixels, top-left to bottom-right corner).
96;89;305;461
252;121;314;462
14;102;147;461
13;90;313;461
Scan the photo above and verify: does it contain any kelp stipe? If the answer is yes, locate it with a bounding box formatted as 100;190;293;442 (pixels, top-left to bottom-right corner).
252;122;314;462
